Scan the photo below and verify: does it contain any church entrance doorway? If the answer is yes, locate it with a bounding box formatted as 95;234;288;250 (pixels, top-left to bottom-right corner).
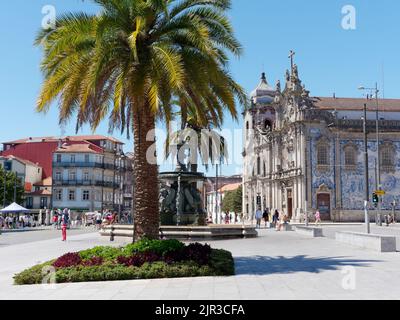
287;189;293;219
317;193;331;221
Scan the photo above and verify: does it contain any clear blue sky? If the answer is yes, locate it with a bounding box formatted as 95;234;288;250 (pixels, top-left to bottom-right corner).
1;0;399;175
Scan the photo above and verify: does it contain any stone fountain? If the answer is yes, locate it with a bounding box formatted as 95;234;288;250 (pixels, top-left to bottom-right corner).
159;147;206;226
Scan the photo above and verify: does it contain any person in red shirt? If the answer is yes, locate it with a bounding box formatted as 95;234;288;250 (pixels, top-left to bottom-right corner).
61;209;69;241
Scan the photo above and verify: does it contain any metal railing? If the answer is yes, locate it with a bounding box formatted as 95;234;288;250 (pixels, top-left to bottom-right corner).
53;180;120;188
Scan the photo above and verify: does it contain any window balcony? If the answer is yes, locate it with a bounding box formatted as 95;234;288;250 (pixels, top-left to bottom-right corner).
53;162;104;169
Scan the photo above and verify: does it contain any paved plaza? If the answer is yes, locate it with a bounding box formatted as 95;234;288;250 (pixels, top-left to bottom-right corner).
0;225;399;300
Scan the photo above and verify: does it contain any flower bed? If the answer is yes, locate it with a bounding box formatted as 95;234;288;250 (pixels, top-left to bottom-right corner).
14;239;235;285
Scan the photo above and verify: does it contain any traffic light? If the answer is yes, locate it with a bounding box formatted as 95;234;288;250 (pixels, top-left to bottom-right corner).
372;193;379;207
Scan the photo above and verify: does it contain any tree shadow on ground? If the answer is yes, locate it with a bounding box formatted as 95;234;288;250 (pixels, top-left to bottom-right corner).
235;255;382;275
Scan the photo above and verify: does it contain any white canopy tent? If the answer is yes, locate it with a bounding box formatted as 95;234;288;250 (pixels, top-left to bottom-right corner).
0;203;30;214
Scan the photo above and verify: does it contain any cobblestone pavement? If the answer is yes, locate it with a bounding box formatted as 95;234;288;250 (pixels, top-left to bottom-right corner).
0;227;399;300
0;226;99;246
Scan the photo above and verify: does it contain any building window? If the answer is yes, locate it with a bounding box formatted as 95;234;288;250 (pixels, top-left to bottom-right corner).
26;197;33;208
69;171;76;181
69;190;75;201
85;154;90;163
380;143;395;172
56;154;61;163
345;148;355;166
84;171;90;181
55;171;62;181
317;145;329;166
257;157;261;176
70;155;76;163
344;144;357;169
381;148;394;167
40;197;47;209
55;189;62;201
82;190;90;201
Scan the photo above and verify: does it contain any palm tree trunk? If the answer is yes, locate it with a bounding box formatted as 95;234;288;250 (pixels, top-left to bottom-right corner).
132;105;159;240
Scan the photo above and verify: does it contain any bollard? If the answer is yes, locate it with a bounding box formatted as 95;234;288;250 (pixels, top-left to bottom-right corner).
110;225;115;242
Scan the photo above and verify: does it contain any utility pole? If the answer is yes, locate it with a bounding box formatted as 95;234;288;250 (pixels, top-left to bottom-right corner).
363;103;370;234
359;84;381;226
374;83;382;226
215;163;219;224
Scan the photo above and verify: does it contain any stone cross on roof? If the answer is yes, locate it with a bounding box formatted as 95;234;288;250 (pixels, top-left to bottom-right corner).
288;50;295;73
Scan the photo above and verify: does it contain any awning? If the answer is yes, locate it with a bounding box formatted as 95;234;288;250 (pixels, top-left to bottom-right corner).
0;203;30;214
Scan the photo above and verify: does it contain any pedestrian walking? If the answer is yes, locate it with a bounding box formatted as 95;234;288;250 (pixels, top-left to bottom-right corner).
263;208;269;228
272;209;279;227
255;207;262;229
53;212;58;229
315;209;321;226
61;210;69;241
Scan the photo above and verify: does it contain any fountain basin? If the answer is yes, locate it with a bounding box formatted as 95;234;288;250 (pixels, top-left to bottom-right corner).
100;224;258;240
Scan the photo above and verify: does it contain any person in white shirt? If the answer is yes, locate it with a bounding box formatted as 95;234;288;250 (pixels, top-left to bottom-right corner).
255;207;263;229
95;211;102;229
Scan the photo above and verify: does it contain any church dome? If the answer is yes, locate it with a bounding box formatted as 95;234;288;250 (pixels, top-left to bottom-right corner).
251;73;276;104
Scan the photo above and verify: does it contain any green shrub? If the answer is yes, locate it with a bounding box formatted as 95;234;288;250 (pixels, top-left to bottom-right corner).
14;261;54;285
13;242;235;285
55;264;141;283
122;239;185;256
209;249;235;276
79;246;123;261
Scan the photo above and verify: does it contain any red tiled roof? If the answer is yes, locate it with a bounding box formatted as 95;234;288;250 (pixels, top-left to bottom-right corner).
218;183;242;193
207;182;242;194
55;143;102;154
2;155;41;167
34;177;52;186
3;135;123;145
314;97;400;111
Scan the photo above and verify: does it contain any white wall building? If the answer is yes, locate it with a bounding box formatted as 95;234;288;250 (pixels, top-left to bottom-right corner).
52;138;127;213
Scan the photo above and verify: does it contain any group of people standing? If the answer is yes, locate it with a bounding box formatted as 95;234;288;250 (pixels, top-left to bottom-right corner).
255;207;323;230
94;210;118;230
255;207;289;231
0;214;35;229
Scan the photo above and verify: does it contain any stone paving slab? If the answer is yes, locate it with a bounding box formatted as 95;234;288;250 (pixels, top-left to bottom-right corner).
0;228;400;300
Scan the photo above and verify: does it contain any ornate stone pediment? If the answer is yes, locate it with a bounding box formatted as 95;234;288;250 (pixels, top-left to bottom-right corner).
317;183;331;193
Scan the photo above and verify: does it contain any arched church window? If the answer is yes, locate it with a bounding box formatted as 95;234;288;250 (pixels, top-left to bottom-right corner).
317;145;329;166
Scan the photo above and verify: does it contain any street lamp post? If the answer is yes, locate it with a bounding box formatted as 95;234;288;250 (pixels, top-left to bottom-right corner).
359;84;381;226
362;103;370;234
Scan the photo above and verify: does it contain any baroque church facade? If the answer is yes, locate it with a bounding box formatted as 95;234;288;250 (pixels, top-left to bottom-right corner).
243;60;400;222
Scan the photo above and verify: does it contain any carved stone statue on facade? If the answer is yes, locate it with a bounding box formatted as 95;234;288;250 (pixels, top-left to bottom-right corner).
292;64;299;79
276;80;281;93
285;70;290;82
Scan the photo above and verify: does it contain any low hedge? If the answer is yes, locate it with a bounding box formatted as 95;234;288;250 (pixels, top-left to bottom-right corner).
14;240;235;285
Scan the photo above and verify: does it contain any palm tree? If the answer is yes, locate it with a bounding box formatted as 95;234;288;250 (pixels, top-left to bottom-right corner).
35;0;247;240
